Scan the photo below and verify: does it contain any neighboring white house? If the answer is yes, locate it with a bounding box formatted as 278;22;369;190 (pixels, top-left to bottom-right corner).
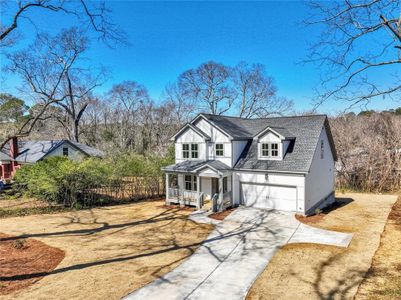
163;113;337;215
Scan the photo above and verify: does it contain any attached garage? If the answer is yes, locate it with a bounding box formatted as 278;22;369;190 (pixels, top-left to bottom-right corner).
240;182;297;211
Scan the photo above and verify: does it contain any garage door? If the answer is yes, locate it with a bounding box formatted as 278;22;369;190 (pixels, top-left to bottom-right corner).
240;183;297;211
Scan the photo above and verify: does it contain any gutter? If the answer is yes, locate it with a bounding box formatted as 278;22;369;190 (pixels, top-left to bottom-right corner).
233;168;308;175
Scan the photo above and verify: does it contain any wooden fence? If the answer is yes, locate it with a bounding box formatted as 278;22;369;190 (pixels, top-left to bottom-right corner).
63;176;166;207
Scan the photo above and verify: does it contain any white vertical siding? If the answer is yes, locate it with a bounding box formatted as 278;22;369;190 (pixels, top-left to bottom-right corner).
305;127;335;212
193;118;231;142
175;127;206;163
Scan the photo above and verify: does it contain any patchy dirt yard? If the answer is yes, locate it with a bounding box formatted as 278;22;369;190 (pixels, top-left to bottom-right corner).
247;193;398;300
355;196;401;299
0;200;213;300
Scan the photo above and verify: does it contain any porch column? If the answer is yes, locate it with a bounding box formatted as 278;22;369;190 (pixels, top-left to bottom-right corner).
219;176;223;212
165;173;169;204
196;175;201;209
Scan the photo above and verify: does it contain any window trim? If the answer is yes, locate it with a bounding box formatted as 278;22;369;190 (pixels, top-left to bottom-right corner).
191;144;198;159
182;144;190;158
215;143;224;157
260;142;280;159
184;175;197;191
182;143;200;159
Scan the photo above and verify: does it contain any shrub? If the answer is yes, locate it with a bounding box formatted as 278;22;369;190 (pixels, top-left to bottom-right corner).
13;152;173;208
13;157;111;208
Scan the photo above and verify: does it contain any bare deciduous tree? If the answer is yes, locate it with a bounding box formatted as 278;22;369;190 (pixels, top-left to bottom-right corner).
306;0;401;107
107;81;150;150
0;0;125;47
177;61;236;115
233;62;293;118
6;27;105;143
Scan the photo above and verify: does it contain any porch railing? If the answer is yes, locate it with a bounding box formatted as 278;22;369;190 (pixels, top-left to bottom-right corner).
167;188;204;208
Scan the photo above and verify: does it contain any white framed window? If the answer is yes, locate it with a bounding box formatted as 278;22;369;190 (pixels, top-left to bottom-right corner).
182;143;199;159
191;144;198;158
271;143;279;157
260;143;280;158
182;144;190;158
184;175;197;191
62;147;69;157
215;144;224;157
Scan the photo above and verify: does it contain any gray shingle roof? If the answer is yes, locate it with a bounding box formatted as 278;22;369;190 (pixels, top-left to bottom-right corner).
234;115;331;172
163;160;231;174
195;114;336;173
2;140;104;163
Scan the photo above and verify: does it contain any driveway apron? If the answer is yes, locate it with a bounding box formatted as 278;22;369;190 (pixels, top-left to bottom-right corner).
124;208;299;300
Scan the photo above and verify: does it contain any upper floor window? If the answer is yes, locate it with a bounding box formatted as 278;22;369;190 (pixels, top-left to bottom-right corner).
182;143;198;159
215;144;224;157
62;147;69;157
191;144;198;158
261;143;279;158
182;144;190;158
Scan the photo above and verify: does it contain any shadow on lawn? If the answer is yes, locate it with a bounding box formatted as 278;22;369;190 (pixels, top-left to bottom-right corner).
0;207;185;242
0;209;283;283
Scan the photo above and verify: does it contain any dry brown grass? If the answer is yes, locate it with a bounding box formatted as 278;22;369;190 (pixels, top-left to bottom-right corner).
355;196;401;299
0;199;213;300
247;193;397;300
0;198;50;210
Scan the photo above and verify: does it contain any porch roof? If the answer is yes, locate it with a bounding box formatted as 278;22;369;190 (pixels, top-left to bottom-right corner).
163;160;232;176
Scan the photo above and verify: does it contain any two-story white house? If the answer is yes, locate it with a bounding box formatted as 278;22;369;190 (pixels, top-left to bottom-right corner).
163;113;337;215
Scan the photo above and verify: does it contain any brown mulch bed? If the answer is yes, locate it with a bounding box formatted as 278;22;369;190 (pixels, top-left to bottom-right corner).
295;213;324;224
295;198;354;224
0;233;65;295
209;207;236;221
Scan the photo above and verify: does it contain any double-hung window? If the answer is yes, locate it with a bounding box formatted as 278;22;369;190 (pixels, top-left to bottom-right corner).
191;144;198;158
271;143;279;157
182;144;190;158
62;147;69;157
215;144;224;157
261;143;279;158
182;143;199;159
184;175;197;191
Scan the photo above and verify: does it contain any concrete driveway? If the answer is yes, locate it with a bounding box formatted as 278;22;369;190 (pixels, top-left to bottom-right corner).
124;207;352;300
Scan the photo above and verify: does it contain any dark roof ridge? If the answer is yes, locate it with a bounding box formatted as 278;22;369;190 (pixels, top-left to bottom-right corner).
201;113;327;121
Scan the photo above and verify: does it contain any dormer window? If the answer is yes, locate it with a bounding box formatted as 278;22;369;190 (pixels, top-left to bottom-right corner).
261;143;279;158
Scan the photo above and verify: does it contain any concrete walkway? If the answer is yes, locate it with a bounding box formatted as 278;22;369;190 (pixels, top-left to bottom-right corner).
124;207;353;300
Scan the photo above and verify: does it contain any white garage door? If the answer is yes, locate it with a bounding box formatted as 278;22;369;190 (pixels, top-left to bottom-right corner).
241;183;297;211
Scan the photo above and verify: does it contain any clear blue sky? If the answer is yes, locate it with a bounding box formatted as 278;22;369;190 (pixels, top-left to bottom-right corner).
1;1;400;114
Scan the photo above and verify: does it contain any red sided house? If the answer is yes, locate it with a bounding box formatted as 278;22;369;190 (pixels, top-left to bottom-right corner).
0;137;104;182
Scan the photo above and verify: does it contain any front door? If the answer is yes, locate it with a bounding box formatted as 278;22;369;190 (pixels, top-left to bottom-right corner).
211;178;219;196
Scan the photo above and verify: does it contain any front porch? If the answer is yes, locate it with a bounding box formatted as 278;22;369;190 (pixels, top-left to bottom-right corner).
164;160;233;212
